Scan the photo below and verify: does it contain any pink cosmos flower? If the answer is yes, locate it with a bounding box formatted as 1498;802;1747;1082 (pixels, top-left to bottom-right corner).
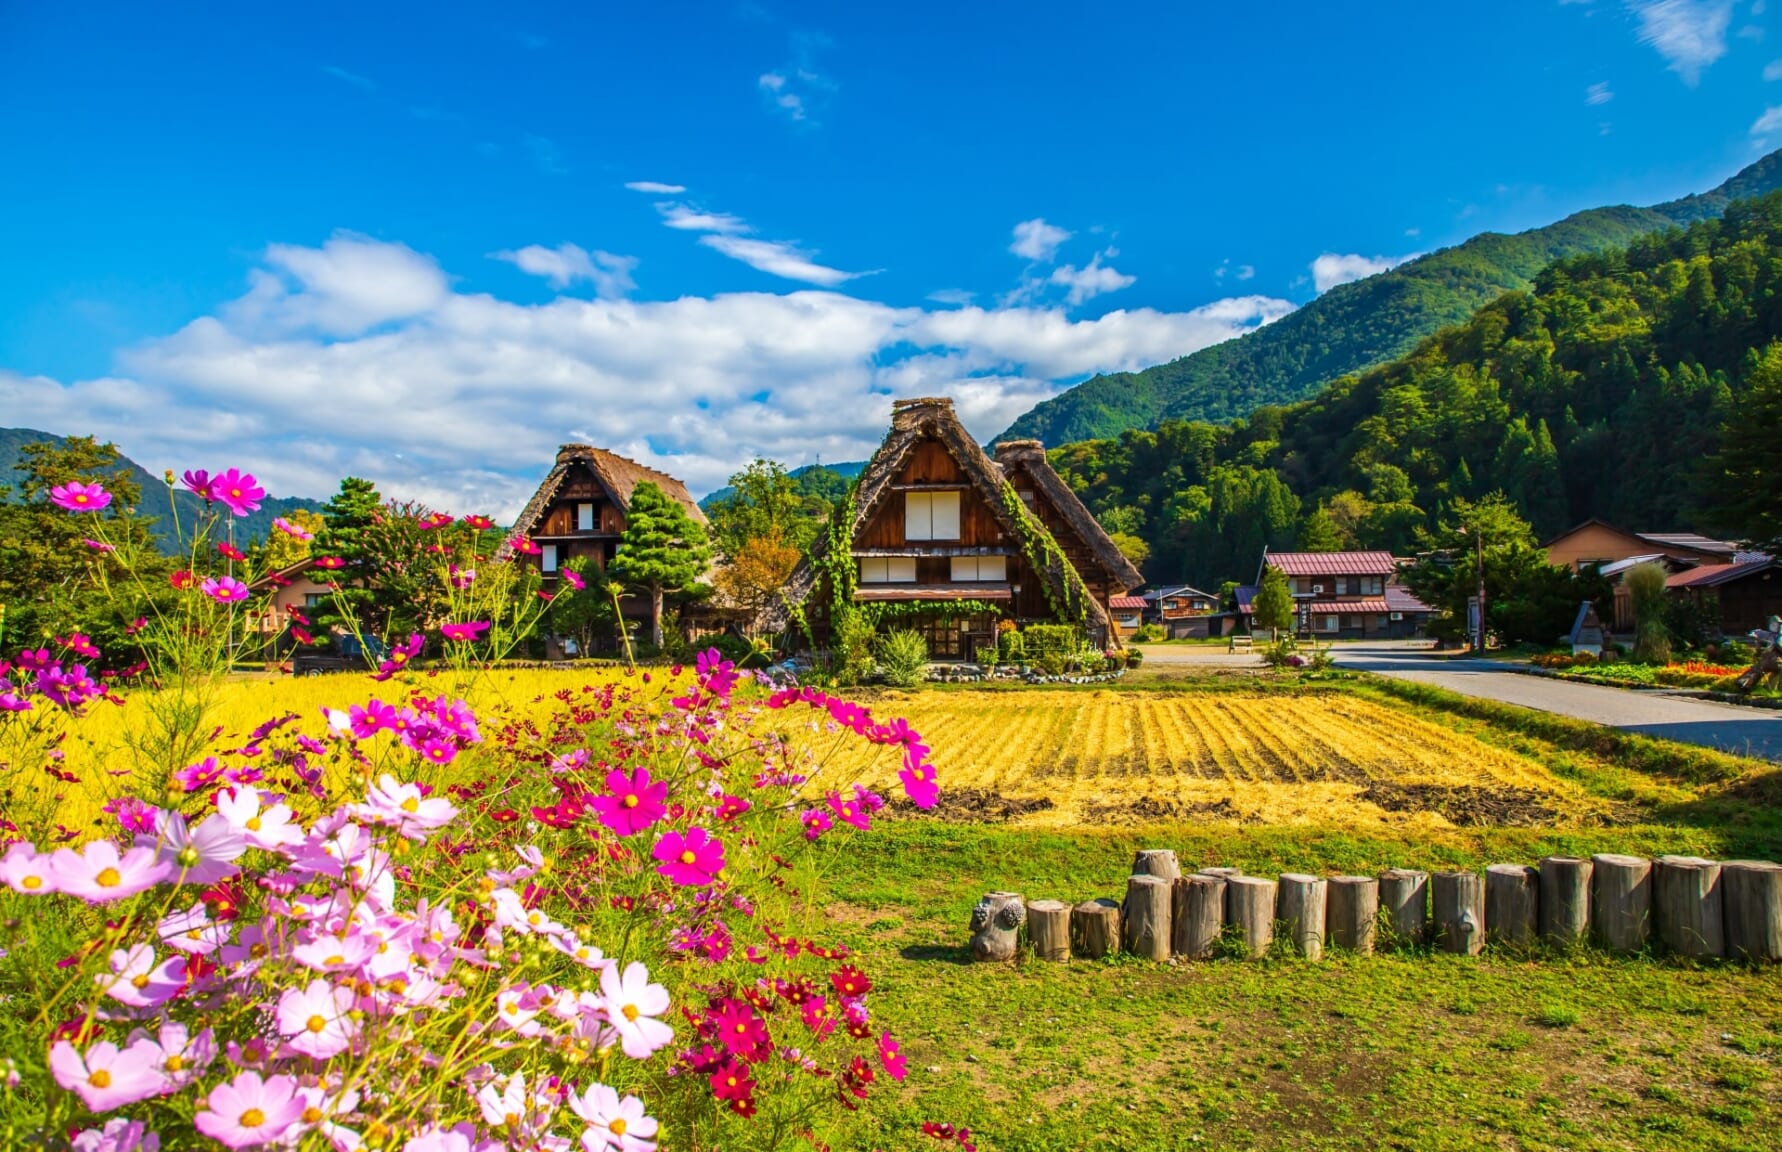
589;767;668;838
711;1000;772;1063
475;1070;559;1139
61;632;101;659
879;1031;908;1081
276;979;358;1059
826;790;872;832
0;691;31;714
83;538;117;552
209;469;265;517
401;1125;480;1152
348;699;398;740
510;536;543;555
570;1082;660;1152
176;756;226;792
216;541;246;562
49;1038;167;1111
439;621;490;643
49;840;171;902
800;809;833;841
194;1071;305;1149
899;760;940;809
214;788;304;850
358;774;457;839
0;842;56;894
70;1119;161;1152
290;931;378;975
200;576;251;604
272;517;313;541
600;961;673;1059
715;794;751;822
140;810;246;884
96;944;187;1009
181;470;215;500
51;480;112;512
651;826;724;886
138;1022;215;1088
312;556;346;570
562;568;587;591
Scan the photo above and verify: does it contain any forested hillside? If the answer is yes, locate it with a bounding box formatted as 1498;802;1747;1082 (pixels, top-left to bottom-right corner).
1051;193;1782;589
1001;151;1782;447
0;427;322;551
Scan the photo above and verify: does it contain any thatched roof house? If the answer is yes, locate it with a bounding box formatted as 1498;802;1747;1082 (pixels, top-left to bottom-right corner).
763;397;1134;656
501;444;707;573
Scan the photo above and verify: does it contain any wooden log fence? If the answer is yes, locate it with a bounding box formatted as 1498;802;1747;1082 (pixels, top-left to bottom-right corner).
983;848;1780;965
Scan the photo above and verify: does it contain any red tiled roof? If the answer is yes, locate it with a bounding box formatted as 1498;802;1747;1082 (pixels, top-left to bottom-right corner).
1304;598;1391;614
1109;596;1147;609
1384;585;1433;613
1667;559;1776;589
1265;551;1397;577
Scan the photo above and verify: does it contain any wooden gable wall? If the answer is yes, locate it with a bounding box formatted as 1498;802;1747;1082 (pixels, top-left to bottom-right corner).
856;439;1009;552
1004;465;1120;612
531;464;628;572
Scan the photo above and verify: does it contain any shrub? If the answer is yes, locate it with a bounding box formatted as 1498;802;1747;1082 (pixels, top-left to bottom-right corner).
1625;562;1672;665
1126;647;1145;667
1037;652;1066;676
998;628;1025;664
831;604;878;685
875;628;929;687
1132;623;1166;643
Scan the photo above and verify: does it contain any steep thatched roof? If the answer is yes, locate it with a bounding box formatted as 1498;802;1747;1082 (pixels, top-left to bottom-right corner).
761;398;1115;642
993;439;1143;593
508;444;708;544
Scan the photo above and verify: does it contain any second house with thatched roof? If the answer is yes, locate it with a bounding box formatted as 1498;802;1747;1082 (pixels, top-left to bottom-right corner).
763;397;1141;660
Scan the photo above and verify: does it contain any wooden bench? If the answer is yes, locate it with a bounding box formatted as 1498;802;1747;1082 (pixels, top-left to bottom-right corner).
1227;634;1254;652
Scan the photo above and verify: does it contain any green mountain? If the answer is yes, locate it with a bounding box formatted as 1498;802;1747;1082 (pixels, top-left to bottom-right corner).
1;427;324;552
697;460;864;513
1000;150;1782;446
1050;193;1782;590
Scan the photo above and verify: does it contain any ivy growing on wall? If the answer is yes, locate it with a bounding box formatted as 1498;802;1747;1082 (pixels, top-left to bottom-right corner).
856;598;1005;627
998;480;1093;628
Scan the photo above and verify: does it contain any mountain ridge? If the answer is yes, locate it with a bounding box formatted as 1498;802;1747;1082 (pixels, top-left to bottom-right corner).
997;150;1782;446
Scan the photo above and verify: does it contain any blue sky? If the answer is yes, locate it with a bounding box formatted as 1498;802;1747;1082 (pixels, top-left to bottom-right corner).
1;0;1775;509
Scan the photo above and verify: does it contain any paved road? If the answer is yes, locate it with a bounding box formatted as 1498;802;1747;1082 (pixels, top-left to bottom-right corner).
1137;640;1782;761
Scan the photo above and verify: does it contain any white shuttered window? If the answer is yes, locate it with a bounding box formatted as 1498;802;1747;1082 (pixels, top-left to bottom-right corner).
905;492;961;541
949;555;1008;582
860;557;917;583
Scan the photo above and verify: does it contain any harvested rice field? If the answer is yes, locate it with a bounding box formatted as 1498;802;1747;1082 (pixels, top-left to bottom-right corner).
835;687;1622;830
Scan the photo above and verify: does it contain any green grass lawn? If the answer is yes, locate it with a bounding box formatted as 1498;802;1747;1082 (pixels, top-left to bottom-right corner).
836;823;1782;1152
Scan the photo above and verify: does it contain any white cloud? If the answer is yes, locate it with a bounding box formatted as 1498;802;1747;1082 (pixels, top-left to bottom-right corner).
758;72;807;121
1010;218;1072;262
927;289;976;306
1765;58;1782;80
321;65;374;91
696;235;864;286
0;237;1295;513
493;243;638;297
624;181;686;194
1048;253;1137;305
1586;81;1615;104
1626;0;1732;85
1310;251;1418;293
657;204;751;233
1751;105;1782;137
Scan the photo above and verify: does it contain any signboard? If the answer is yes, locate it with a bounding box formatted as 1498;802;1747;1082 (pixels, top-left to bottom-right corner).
1466;596;1482;651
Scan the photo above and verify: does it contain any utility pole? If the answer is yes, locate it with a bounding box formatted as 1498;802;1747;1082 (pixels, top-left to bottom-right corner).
1473;528;1487;654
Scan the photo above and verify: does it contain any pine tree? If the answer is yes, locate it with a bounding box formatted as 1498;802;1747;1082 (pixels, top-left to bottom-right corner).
1708;341;1782;552
1252;565;1294;641
1297;506;1344;552
609;482;713;649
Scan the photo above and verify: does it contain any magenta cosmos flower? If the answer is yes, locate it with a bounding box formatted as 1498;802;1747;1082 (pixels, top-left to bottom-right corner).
181;469;215;500
439;621;490;642
271;517;313;541
200;576;251;604
49;1038;166;1111
590;767;668;837
51;480;112;513
49;840;171;902
651;826;724;887
194;1071;305;1149
209;469;265;517
561;568;587;591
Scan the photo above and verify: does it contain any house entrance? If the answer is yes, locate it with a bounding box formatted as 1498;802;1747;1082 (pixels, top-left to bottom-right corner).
907;612;996;660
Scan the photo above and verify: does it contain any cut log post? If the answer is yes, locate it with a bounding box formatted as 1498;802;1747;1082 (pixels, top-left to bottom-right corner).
1025;899;1071;962
1654;855;1725;958
1277;874;1328;960
1485;864;1539;948
1070;898;1121;960
1432;871;1484;956
1123;874;1173;961
1226;875;1277;959
1721;860;1782;964
1378;868;1429;948
1199;866;1244;879
1327;875;1379;954
1172;873;1226;959
1590;854;1652;954
1538;856;1592;948
1132;849;1182;881
968;892;1025;962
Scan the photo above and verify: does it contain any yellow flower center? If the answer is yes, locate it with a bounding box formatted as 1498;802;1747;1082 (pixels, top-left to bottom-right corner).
324;955;345;967
504;1113;521;1128
623;794;639;808
240;1108;265;1128
165;1055;184;1072
132;974;151;990
679;850;696;865
307;1015;328;1033
302;1107;323;1124
401;797;420;813
735;1022;747;1034
22;875;42;890
610;1119;628;1136
622;1004;639;1022
95;867;122;888
88;1070;112;1088
246;817;262;831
